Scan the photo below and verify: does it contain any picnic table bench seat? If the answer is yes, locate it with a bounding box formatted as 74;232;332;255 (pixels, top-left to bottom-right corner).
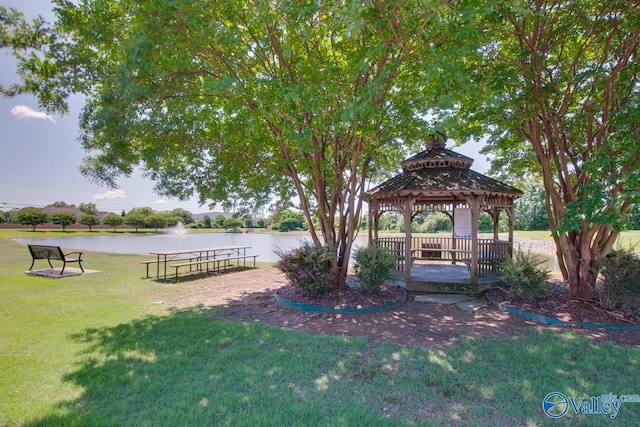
27;244;84;275
171;254;259;280
140;256;200;278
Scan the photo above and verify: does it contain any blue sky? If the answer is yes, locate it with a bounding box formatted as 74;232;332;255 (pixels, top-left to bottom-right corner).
0;0;490;215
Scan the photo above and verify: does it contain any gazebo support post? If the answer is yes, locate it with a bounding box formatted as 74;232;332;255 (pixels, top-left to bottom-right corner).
451;207;457;265
403;198;413;282
469;197;480;287
507;207;515;257
367;202;373;245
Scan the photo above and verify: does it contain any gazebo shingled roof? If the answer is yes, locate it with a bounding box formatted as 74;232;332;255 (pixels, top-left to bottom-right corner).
368;166;522;197
368;133;521;200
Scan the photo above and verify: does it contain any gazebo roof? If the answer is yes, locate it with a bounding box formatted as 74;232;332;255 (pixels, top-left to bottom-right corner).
368;167;522;197
367;135;522;201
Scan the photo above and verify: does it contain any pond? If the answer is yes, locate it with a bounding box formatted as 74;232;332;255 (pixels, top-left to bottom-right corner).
15;232;369;263
14;232;558;271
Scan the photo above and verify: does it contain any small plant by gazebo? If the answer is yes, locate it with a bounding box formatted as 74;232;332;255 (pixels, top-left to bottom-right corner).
365;133;522;293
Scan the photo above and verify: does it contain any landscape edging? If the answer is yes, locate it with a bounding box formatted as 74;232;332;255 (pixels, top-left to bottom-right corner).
487;296;640;330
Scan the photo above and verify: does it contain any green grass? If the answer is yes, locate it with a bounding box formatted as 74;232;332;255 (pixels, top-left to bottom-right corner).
1;230;639;426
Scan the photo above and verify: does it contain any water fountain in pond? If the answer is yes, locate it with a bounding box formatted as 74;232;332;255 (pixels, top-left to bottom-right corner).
169;221;188;237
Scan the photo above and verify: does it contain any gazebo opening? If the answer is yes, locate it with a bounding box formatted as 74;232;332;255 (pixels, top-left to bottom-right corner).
365;132;522;293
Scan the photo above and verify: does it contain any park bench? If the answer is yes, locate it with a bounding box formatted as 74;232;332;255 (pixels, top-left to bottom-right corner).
420;242;442;260
27;244;84;275
171;254;259;280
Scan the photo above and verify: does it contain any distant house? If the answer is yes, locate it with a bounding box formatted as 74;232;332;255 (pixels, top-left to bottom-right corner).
96;211;117;220
42;206;84;219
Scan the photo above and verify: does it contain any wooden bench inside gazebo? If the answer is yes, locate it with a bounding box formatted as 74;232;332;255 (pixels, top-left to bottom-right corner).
365;132;522;293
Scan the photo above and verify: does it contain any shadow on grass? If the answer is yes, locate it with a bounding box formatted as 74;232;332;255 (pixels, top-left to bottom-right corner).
23;308;379;426
23;308;640;426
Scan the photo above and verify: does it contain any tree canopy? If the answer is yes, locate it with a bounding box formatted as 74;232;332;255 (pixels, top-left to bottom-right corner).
1;0;445;287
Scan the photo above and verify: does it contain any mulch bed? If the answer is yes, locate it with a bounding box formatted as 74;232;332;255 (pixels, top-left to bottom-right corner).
279;276;640;327
487;281;640;326
277;276;405;310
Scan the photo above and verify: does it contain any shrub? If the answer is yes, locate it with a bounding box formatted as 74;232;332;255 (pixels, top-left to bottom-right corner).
499;249;551;301
353;246;397;294
274;241;334;295
597;245;640;310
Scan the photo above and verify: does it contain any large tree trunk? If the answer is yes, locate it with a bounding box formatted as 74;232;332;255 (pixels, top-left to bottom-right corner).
288;135;368;290
553;228;619;300
529;118;622;300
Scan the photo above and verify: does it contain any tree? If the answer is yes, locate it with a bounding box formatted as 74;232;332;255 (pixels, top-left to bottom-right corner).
439;0;640;299
78;202;97;215
213;214;227;229
124;213;147;232
145;214;167;232
513;182;550;231
416;213;452;234
274;209;305;232
79;213;100;231
625;205;640;230
127;207;154;217
166;208;194;225
50;212;77;231
201;215;212;229
11;207;48;231
223;217;244;232
161;215;181;228
102;214;124;231
1;1;442;289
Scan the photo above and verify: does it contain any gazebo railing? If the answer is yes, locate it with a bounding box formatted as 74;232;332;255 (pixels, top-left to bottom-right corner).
374;236;512;274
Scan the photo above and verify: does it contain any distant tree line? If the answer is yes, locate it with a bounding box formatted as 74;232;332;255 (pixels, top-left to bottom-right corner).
1;202;317;233
4;190;638;233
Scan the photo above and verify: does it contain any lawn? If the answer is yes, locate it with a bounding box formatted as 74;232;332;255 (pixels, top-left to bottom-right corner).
1;229;639;426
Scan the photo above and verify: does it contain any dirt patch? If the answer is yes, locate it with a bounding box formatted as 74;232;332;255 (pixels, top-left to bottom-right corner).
154;267;640;349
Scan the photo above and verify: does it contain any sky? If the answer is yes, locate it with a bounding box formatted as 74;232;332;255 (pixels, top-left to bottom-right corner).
0;0;490;215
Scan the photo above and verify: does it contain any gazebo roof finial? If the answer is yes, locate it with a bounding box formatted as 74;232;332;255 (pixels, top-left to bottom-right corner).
400;132;473;171
428;131;447;149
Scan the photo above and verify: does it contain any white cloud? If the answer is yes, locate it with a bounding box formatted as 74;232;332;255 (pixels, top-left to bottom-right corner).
94;189;126;200
10;105;56;123
154;199;168;205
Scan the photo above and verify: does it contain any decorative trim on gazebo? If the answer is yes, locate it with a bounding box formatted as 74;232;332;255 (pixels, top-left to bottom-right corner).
365;133;522;292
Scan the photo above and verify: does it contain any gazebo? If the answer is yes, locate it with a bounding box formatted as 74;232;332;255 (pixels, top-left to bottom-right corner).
365;133;522;293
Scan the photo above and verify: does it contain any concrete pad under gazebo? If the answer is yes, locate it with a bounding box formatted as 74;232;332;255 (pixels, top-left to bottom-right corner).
365;132;522;293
